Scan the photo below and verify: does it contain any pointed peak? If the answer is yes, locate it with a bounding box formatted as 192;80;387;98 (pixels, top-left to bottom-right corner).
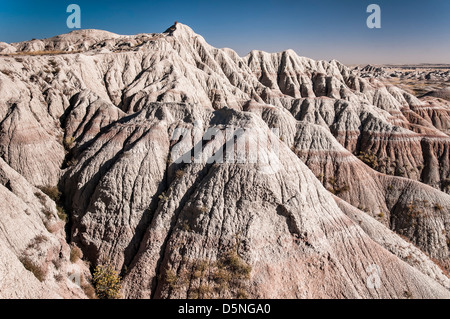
163;22;197;38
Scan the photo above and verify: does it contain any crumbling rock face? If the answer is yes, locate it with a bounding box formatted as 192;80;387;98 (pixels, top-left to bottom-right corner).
259;105;450;270
0;23;449;298
120;109;449;299
0;158;90;298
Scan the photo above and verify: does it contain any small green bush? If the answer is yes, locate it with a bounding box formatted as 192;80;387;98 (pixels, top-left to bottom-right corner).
93;264;122;299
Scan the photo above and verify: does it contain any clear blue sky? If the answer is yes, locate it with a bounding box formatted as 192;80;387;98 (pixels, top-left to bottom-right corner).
0;0;449;64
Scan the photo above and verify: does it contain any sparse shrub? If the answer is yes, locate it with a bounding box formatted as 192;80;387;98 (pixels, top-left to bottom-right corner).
162;246;252;299
54;273;65;282
42;209;53;219
19;255;46;282
208;248;252;297
192;269;203;279
212;266;232;284
34;191;46;203
175;169;185;178
52;258;63;270
37;185;61;202
93;264;122;299
180;220;191;232
394;166;406;177
163;268;178;290
405;200;426;218
327;177;349;195
357;151;379;169
218;250;252;279
198;205;209;214
413;210;423;217
192;259;208;280
159;192;170;203
434;203;443;211
0;69;12;76
377;212;384;219
70;244;83;263
66;158;78;167
56;205;67;222
237;288;249;299
195;259;209;273
316;173;324;181
63;136;75;151
81;277;97;299
195;284;212;299
34;234;48;244
184;250;252;299
37;185;67;222
27;234;48;250
406;202;416;212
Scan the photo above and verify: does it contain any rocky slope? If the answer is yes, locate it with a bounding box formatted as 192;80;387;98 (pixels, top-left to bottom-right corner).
0;23;449;298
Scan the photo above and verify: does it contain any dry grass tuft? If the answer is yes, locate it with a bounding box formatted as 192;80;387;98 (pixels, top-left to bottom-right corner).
19;255;46;282
70;244;83;263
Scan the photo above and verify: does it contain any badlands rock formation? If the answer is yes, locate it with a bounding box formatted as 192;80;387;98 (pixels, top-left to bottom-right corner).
422;87;450;102
355;64;450;100
0;23;449;298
